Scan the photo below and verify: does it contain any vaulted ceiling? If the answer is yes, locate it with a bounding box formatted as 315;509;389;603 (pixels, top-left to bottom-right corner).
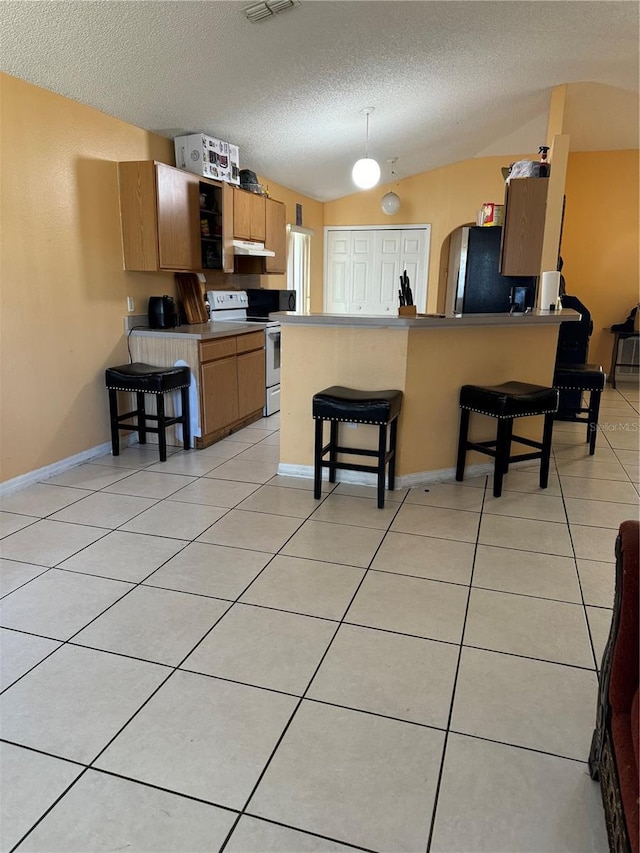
1;1;637;200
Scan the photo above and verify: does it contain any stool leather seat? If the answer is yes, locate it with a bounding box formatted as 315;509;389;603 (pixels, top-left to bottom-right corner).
312;386;403;508
554;363;606;391
552;363;606;454
456;381;558;498
105;363;190;394
313;386;402;424
105;362;191;462
460;382;558;419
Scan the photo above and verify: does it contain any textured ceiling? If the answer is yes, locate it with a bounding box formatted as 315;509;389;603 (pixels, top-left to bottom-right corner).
1;1;637;201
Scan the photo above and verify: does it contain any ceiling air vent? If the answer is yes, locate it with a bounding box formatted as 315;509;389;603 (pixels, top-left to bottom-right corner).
243;0;300;23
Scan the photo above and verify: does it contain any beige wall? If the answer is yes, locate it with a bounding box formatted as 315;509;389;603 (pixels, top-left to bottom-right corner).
324;155;521;313
1;73;175;482
562;150;639;369
0;72;323;483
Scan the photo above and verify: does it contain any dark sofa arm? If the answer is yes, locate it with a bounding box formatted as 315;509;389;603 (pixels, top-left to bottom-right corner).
609;520;639;714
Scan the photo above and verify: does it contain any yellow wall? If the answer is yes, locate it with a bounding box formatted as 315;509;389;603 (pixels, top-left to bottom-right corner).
324;155;516;312
1;73;175;482
562;150;639;369
0;72;323;483
258;178;324;305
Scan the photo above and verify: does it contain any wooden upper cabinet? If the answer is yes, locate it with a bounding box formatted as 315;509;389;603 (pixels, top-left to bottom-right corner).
265;199;287;273
118;161;233;273
233;188;266;242
155;163;200;271
500;178;549;277
117;161;161;271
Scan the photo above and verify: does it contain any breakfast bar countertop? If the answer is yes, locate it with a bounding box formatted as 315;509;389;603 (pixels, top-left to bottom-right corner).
128;322;263;341
274;309;581;328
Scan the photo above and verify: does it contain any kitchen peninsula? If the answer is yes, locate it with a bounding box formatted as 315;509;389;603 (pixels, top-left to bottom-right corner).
276;310;580;486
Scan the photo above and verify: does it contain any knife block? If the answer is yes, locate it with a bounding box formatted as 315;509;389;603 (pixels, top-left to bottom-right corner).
398;306;417;317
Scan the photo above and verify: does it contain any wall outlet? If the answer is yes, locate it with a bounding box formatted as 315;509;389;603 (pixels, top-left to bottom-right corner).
126;297;135;312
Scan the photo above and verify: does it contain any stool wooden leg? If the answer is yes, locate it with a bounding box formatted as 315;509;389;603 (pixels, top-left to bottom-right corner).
503;418;513;473
377;424;387;509
136;392;147;444
493;418;511;498
157;393;167;462
181;386;191;451
328;420;338;483
388;417;398;491
588;389;601;455
610;333;619;389
108;389;120;456
455;409;470;482
314;418;323;500
539;413;554;489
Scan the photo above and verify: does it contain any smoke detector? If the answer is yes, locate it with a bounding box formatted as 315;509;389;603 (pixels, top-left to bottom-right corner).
244;0;300;22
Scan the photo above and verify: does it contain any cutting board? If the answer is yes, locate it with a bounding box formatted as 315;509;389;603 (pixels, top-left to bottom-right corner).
175;273;208;324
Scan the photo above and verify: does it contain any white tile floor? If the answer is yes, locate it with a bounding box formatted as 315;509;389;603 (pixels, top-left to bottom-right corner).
1;387;639;853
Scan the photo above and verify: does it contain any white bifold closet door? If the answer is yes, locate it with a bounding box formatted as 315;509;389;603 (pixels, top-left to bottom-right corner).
325;227;430;315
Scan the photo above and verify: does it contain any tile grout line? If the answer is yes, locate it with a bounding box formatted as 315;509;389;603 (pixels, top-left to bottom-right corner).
217;485;411;853
424;475;488;853
2;425;626;851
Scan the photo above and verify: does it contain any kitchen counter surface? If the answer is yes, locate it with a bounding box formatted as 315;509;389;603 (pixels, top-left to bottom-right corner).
274;309;580;328
129;322;264;341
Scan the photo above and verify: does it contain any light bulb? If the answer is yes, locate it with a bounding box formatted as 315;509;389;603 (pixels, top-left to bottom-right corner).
352;158;381;189
381;191;401;215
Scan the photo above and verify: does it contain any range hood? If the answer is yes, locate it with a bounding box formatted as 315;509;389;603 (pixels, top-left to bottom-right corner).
232;239;275;258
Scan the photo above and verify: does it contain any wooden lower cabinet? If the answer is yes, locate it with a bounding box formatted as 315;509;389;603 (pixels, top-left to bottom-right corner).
198;331;265;445
201;357;239;434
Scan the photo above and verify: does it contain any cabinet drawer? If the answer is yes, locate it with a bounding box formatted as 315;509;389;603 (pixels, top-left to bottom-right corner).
200;337;237;363
236;331;265;354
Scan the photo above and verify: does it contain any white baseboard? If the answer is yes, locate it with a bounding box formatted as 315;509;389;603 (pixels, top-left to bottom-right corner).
277;461;502;489
0;435;138;497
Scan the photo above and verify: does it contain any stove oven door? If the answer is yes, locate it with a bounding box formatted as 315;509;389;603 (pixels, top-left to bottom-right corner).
265;325;281;390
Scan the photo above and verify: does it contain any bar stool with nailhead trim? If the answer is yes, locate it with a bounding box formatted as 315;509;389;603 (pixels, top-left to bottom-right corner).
456;381;559;498
105;363;191;462
553;363;606;455
312;386;403;508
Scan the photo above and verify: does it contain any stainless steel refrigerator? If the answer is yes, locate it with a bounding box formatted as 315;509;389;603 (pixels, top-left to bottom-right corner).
446;226;537;314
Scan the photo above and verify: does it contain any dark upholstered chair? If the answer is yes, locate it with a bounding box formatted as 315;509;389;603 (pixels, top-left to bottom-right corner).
312;386;403;509
105;363;191;462
455;381;558;498
589;520;639;853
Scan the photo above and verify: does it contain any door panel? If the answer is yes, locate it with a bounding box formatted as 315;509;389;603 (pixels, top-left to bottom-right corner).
326;232;351;312
156;164;200;270
352;260;370;303
325;227;430;314
201;357;238;434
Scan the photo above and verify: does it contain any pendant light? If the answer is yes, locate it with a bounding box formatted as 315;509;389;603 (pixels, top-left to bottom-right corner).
381;157;401;215
352;108;381;190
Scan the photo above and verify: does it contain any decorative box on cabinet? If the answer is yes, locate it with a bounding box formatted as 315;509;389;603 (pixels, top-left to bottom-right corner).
499;177;549;277
117;161;234;273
